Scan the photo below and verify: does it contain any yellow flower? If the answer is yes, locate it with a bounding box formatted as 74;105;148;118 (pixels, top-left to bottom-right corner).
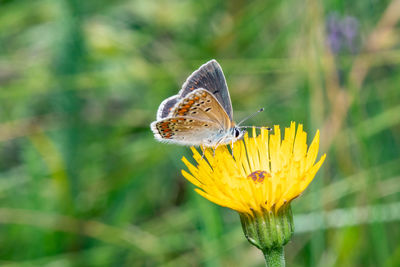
181;122;326;216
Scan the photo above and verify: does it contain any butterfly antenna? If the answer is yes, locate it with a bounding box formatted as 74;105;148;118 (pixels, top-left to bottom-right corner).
237;108;264;126
239;126;272;130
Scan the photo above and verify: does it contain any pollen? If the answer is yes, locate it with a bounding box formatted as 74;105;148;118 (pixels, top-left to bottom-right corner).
247;170;270;183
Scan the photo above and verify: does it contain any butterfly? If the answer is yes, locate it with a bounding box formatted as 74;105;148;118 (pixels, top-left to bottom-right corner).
150;59;245;147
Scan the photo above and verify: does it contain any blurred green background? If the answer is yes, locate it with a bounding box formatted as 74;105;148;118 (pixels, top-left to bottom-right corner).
1;0;400;266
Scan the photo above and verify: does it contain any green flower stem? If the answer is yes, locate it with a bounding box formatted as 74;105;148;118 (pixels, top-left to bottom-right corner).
263;247;285;267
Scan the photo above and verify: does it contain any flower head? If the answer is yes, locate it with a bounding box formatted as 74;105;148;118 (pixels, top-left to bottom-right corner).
181;122;326;216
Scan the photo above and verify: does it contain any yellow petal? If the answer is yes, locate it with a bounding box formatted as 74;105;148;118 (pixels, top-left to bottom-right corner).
181;123;326;215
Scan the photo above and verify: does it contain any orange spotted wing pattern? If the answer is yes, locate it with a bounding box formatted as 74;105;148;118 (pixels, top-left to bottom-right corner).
170;89;231;128
152;116;221;146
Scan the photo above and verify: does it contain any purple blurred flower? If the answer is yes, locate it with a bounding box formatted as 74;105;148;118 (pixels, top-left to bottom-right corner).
326;13;359;54
327;14;342;53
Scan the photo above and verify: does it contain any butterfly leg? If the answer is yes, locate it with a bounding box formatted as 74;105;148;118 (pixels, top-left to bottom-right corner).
211;143;219;157
201;145;206;160
213;145;219;157
212;137;228;157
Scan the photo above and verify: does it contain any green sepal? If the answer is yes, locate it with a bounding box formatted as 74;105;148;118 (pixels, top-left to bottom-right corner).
239;204;294;251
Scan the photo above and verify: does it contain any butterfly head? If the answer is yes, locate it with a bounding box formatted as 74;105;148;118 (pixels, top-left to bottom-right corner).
228;126;245;143
234;127;244;139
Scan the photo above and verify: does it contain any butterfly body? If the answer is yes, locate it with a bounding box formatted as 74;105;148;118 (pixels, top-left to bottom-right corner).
151;60;244;147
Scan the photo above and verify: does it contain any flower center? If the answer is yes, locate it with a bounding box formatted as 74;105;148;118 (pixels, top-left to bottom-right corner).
247;170;270;183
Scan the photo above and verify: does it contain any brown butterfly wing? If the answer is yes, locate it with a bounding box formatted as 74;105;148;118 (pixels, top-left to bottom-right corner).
179;60;233;121
156;95;180;120
150;117;221;146
170;88;232;129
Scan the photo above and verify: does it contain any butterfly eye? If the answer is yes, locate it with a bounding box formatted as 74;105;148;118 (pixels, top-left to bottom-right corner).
234;128;241;138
